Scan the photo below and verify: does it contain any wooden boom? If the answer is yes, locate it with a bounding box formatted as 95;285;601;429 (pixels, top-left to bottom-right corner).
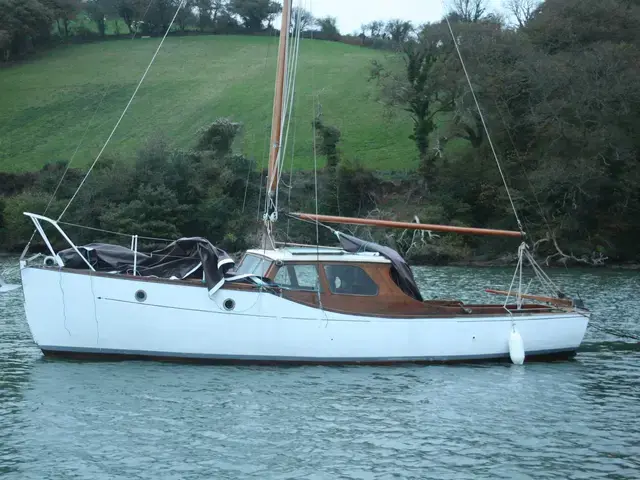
290;213;524;238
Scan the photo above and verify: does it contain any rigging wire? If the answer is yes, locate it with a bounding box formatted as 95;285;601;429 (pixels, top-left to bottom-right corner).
21;0;156;257
263;1;301;221
284;43;301;241
245;27;278;215
275;6;303;215
256;125;270;221
309;25;321;253
492;97;577;294
312;94;320;252
492;98;556;239
443;15;525;235
58;221;174;243
308;1;327;317
57;0;186;222
441;11;581;305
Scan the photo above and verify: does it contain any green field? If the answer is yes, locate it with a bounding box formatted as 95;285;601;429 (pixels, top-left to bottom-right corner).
0;35;418;173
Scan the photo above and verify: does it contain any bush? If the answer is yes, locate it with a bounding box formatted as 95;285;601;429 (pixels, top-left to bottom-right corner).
1;191;50;250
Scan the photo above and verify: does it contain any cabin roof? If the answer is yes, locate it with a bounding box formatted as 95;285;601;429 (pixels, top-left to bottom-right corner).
245;246;391;264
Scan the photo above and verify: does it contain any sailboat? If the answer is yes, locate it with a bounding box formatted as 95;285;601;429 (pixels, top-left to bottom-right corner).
14;0;589;364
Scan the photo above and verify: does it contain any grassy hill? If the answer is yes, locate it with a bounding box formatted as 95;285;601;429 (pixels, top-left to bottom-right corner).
0;35;418;173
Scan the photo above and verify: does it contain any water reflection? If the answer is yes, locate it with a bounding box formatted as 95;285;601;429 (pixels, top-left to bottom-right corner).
1;257;639;479
0;281;37;477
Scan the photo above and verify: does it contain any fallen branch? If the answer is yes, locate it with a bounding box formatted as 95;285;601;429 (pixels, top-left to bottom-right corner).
535;231;608;266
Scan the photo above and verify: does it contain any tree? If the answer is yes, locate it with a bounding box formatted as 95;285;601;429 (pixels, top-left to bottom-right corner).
503;0;539;28
525;0;640;53
427;0;640;261
195;0;213;31
211;0;226;27
0;30;11;62
447;0;488;22
196;118;243;157
193;0;227;32
86;0;109;36
45;0;81;38
315;16;340;40
290;7;313;33
370;34;456;185
385;19;413;44
116;0;142;33
100;184;187;240
0;0;53;62
115;0;146;34
142;0;183;35
364;20;384;38
519;40;640;261
228;0;281;32
176;0;197;31
312;114;341;168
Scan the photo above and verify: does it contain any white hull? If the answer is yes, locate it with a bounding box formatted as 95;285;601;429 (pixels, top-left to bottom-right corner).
20;267;589;363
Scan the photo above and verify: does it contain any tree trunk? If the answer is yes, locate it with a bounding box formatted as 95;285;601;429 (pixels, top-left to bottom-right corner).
414;117;436;186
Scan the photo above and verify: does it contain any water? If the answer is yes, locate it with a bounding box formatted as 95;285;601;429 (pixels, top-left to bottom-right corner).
1;258;639;479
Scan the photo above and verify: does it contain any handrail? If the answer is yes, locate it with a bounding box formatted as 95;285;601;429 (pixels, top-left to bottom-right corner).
23;212;95;271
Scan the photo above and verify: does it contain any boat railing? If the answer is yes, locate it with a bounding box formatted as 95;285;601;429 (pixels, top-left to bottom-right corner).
22;212;95;271
22;213;158;278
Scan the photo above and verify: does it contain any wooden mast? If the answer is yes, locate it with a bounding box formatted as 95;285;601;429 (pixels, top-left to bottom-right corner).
290;213;525;238
266;0;292;213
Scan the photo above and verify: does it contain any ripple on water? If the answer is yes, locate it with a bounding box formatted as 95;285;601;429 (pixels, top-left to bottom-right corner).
1;258;639;479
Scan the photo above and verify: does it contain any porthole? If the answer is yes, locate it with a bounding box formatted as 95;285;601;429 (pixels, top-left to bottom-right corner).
223;298;235;311
135;290;147;302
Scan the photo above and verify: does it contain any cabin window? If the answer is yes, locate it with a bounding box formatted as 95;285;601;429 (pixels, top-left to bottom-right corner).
324;265;379;296
235;254;272;277
274;264;321;291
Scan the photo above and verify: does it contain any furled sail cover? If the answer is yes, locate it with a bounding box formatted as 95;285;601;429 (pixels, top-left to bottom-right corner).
57;237;235;296
336;231;424;302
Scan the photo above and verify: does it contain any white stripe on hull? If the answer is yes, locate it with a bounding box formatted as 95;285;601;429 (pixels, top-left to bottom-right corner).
21;267;589;363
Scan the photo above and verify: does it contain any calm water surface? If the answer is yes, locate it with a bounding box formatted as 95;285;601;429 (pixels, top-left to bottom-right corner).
1;257;639;479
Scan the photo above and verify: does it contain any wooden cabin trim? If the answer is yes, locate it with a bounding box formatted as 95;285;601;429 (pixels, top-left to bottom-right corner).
271;261;560;317
26;264;561;318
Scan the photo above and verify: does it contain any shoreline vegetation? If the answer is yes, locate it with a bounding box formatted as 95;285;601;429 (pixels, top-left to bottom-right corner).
1;0;639;267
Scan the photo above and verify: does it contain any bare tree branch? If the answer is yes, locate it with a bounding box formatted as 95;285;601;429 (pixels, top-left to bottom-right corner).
503;0;540;28
448;0;489;22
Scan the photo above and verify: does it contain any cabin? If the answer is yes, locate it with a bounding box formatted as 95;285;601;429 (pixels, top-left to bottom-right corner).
231;246;554;317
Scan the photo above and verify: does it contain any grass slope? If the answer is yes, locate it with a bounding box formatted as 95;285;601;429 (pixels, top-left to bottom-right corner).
0;35;418;173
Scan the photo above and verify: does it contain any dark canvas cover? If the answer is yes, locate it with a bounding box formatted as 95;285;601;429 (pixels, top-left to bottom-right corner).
336;231;424;302
57;237;234;295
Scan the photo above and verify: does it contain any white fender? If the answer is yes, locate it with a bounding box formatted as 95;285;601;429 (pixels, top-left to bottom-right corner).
509;327;525;365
